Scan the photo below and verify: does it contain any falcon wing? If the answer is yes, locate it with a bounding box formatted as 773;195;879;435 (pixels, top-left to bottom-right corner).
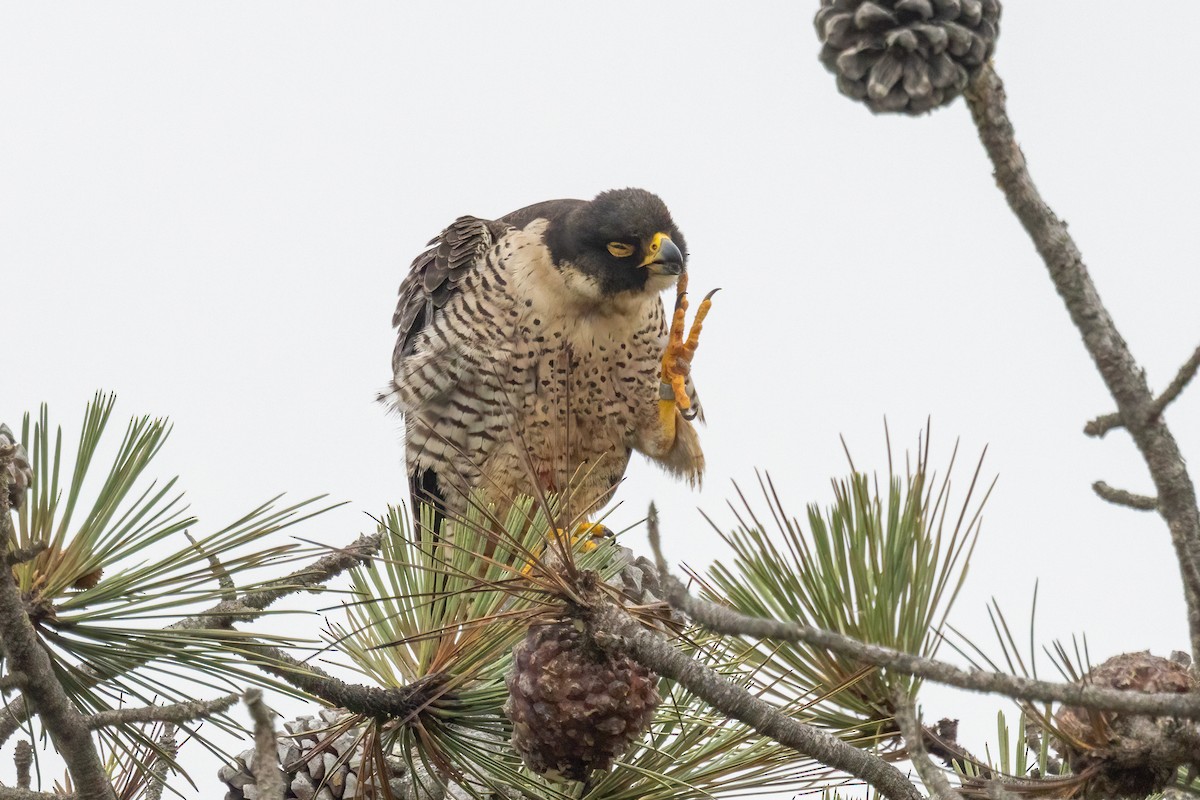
386;215;515;525
387;215;511;409
394;216;496;365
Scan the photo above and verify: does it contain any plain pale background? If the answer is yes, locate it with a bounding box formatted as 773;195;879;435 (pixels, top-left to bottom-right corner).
2;2;1198;796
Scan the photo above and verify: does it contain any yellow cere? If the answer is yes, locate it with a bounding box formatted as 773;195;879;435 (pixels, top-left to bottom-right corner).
647;232;667;257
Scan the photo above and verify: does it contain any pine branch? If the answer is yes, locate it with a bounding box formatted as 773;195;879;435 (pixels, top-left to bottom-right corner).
84;693;239;730
0;672;26;692
0;789;74;800
0;696;31;749
189;530;450;717
2;542;48;566
1092;481;1158;511
0;490;113;800
893;692;963;800
237;637;447;719
0;426;31;513
587;600;924;800
143;724;176;800
14;740;31;789
1086;345;1200;437
245;689;285;800
185;530;236;601
171;531;381;631
0;532;381;747
647;513;1200;719
964;63;1200;663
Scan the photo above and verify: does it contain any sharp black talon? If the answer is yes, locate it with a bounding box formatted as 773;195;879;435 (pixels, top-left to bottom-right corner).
703;287;722;301
681;406;699;421
674;291;688;311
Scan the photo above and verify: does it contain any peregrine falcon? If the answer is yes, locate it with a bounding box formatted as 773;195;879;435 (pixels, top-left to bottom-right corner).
382;188;713;529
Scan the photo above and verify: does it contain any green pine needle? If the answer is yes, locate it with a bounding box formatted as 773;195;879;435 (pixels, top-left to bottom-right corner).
325;497;597;799
324;500;861;799
704;429;992;738
5;393;339;782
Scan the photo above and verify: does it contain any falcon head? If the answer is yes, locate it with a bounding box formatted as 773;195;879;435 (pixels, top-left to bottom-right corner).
545;188;688;299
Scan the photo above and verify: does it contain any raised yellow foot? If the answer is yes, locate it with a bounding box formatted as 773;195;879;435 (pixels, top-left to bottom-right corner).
660;273;718;421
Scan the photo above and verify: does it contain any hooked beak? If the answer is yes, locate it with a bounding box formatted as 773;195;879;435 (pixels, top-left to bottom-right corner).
639;232;684;276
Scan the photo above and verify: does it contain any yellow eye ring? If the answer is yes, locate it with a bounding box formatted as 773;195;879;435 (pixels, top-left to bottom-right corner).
607;242;635;258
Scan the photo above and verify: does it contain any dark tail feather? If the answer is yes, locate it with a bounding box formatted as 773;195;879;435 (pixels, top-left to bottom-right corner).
410;467;452;625
410;467;447;542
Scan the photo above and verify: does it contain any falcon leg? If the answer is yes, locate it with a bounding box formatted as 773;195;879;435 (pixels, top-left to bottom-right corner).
650;274;717;456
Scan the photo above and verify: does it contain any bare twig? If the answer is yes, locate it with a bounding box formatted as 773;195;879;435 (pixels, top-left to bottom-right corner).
1092;481;1158;511
2;542;48;566
646;516;1200;719
0;427;31;513
0;789;75;800
85;693;239;730
14;740;31;789
143;724;176;800
1084;411;1122;440
0;498;114;800
186;530;236;602
1086;345;1200;437
893;692;964;800
245;690;285;800
238;638;446;720
1150;345;1200;419
587;601;924;800
648;503;669;577
965;64;1200;662
0;695;31;749
170;532;380;631
0;672;26;692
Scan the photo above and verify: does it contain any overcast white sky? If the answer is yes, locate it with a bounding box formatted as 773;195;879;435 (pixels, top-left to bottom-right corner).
3;2;1199;797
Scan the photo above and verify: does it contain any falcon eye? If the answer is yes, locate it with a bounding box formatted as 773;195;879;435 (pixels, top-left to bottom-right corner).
606;242;636;258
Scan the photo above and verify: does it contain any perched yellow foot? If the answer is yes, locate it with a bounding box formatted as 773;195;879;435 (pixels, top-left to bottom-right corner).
569;521;614;552
660;273;718;422
521;523;614;575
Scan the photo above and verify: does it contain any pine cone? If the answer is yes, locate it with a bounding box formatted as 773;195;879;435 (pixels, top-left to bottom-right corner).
0;424;32;511
814;0;1001;114
1053;651;1196;800
615;550;667;606
504;621;660;782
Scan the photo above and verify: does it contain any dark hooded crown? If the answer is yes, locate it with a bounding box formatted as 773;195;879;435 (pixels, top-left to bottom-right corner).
543;188;687;297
